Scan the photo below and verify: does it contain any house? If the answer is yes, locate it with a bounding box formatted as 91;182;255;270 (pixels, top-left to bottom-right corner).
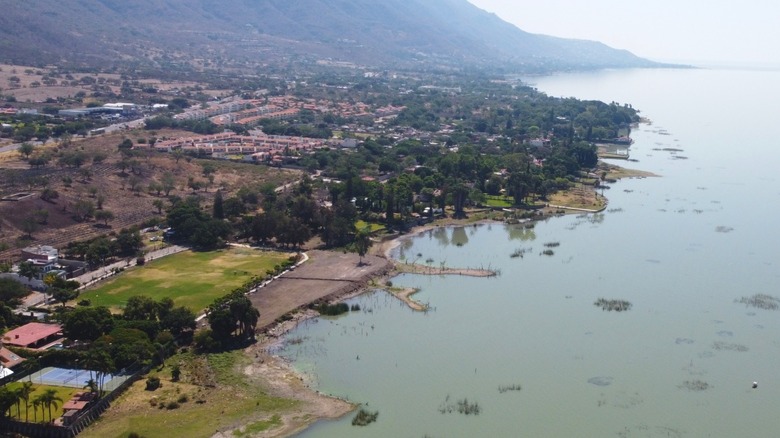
21;245;58;264
2;322;63;349
0;346;25;370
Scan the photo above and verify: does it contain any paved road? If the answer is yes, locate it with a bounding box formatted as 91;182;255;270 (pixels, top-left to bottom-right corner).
0;139;55;154
75;244;188;290
104;116;148;133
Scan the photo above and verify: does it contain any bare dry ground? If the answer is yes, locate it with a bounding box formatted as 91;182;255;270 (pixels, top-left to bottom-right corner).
251;250;393;330
0;130;301;262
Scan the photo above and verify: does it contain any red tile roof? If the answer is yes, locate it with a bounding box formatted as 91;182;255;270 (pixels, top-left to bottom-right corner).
0;347;25;368
2;322;62;348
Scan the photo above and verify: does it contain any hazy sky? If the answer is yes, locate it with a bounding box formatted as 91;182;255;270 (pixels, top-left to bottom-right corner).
468;0;780;67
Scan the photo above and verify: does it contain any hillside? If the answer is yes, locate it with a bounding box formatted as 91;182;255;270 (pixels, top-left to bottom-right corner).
0;131;301;263
0;0;664;72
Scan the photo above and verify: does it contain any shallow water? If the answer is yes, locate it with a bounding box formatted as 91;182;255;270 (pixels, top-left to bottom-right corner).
282;68;780;437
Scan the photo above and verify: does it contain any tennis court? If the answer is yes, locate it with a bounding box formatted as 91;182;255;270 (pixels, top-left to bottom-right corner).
28;367;129;391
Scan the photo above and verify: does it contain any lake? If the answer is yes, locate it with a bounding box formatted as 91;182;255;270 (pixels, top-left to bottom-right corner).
281;67;780;437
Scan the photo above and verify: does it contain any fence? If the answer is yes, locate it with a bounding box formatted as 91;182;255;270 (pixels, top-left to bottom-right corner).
0;364;149;438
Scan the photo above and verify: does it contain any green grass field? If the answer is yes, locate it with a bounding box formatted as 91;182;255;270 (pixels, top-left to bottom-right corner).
355;220;386;233
5;382;80;423
483;195;514;208
80;247;291;312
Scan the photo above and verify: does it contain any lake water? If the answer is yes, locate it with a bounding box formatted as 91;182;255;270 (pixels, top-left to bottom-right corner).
281;67;780;437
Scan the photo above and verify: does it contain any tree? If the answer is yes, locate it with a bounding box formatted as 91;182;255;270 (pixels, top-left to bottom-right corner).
116;229;143;256
118;138;133;151
36;388;62;422
18;381;33;422
0;386;17;419
0;274;30;306
63;306;114;342
161;306;196;337
212;190;224;219
20;215;39;237
161;172;176;196
18;261;39;281
152;199;165;214
18;142;34;159
94;209;114;226
73;198;96;221
85;237;113;267
40;187;59;202
51;287;79;307
352;227;373;265
124;295;158;321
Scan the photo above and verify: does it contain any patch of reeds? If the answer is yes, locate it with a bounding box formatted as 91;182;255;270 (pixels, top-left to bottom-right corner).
736;294;780;310
315;302;349;316
678;380;711;391
498;384;522;393
541;249;554;256
544;242;560;248
510;248;529;258
438;395;481;415
594;298;632;312
712;341;748;352
352;409;379;426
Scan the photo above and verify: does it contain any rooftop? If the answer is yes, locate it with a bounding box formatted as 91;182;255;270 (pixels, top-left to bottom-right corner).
2;322;63;348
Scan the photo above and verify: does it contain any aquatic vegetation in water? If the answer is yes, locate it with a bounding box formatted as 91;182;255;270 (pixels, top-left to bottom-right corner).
541;249;555;256
712;341;748;352
736;293;780;310
314;302;350;316
351;408;379;426
594;298;632;312
678;380;712;391
438;395;481;415
543;241;560;248
715;225;734;233
498;384;522;393
509;248;529;258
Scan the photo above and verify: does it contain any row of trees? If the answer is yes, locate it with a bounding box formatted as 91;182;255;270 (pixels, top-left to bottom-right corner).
0;383;63;423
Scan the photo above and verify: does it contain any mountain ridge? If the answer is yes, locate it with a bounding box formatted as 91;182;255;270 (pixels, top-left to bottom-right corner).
0;0;668;72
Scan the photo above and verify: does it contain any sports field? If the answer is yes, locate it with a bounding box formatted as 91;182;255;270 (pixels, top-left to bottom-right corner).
80;247;292;312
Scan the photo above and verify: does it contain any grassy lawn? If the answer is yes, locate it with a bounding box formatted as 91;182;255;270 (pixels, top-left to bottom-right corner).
483;195;514;208
5;382;81;423
80;247;291;312
355;220;386;233
80;351;297;438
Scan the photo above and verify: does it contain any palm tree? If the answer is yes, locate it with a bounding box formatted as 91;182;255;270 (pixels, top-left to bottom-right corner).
13;387;23;419
37;389;62;422
18;381;34;422
83;378;98;395
31;398;41;423
0;386;16;418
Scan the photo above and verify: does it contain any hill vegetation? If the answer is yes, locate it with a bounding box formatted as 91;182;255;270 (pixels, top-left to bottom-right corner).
0;0;665;73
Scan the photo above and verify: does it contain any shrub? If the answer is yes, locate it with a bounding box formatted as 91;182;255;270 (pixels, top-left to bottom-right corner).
316;302;349;316
351;409;379;426
177;394;188;403
166;401;180;410
145;376;161;391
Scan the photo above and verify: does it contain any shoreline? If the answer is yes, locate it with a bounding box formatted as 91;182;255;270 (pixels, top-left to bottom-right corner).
237;160;652;437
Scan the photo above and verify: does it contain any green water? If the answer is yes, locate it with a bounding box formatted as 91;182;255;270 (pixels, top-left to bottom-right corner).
281;68;780;437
